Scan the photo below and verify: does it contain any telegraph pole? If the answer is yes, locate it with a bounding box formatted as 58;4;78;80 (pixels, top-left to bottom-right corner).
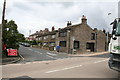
2;0;6;24
0;0;6;54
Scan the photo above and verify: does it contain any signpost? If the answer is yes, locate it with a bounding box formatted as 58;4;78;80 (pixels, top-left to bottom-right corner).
7;49;18;56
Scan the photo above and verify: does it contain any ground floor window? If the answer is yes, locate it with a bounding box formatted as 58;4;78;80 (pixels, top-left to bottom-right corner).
74;41;80;49
59;41;66;47
50;42;55;46
43;42;48;46
86;43;90;49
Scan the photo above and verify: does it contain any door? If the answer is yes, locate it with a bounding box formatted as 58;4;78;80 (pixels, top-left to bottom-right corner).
90;43;94;52
86;43;95;52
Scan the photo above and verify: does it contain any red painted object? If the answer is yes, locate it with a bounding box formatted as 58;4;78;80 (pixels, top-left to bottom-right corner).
7;49;18;56
3;44;6;50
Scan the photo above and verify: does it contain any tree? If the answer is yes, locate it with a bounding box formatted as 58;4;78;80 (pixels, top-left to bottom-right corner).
31;40;38;45
3;20;25;50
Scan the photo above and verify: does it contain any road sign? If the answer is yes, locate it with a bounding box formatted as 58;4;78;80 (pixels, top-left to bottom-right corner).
7;49;18;56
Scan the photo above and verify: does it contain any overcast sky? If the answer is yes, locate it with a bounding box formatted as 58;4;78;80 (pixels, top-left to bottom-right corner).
0;0;119;37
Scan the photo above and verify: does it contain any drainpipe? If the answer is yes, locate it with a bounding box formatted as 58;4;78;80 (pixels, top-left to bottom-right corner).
95;32;97;52
68;30;70;54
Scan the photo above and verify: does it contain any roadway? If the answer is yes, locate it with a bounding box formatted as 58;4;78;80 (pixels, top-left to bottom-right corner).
2;46;119;79
17;46;69;64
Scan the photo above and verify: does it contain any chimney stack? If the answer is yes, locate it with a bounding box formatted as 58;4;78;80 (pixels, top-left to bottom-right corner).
81;15;87;24
67;21;72;26
36;31;38;33
44;28;49;33
94;28;97;31
52;26;55;31
70;21;72;25
103;29;106;33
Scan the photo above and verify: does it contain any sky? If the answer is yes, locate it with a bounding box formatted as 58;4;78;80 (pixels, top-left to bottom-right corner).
0;0;119;37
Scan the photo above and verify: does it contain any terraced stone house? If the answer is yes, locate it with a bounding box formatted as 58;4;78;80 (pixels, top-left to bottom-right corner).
31;16;106;54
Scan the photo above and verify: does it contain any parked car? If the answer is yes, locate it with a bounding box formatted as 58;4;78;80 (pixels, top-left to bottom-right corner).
21;43;30;47
24;43;31;47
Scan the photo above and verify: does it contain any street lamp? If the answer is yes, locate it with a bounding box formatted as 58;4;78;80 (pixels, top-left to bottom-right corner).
106;12;112;51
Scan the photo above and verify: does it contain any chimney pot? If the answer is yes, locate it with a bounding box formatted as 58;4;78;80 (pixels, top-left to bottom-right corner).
52;26;55;31
81;15;87;24
67;21;72;26
94;28;97;31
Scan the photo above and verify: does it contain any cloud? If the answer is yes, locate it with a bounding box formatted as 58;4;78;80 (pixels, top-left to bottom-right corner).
0;0;119;37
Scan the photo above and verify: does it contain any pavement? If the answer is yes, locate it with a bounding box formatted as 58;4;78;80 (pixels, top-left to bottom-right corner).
1;54;21;65
1;45;109;65
68;51;109;57
2;54;118;78
32;46;109;57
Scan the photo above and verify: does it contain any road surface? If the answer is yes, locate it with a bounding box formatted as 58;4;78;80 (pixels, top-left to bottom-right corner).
2;52;118;79
18;46;69;63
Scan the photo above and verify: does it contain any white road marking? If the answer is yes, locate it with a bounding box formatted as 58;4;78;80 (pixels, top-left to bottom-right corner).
46;55;57;59
94;59;109;63
38;52;43;54
19;54;25;60
34;51;43;54
47;52;57;56
28;49;42;54
45;65;82;73
28;49;33;51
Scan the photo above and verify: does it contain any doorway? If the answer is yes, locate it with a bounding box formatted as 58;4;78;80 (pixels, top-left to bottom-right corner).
86;43;95;52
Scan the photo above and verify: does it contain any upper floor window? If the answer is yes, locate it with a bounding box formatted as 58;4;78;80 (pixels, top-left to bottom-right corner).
59;32;67;37
91;33;96;40
39;37;42;40
51;35;56;39
43;36;48;40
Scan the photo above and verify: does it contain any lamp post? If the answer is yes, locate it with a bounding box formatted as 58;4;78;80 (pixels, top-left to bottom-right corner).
106;12;112;51
29;30;31;44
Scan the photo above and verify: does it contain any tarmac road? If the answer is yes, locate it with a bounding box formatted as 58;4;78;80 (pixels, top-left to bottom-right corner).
2;46;119;79
17;46;69;63
2;54;118;78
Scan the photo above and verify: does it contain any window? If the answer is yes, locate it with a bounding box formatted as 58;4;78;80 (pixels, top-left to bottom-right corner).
36;38;39;41
43;36;48;40
43;42;47;46
115;21;120;36
39;37;42;40
74;41;80;49
91;33;96;40
59;41;66;47
50;42;55;46
51;35;55;39
59;32;67;37
86;43;95;52
86;43;90;49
